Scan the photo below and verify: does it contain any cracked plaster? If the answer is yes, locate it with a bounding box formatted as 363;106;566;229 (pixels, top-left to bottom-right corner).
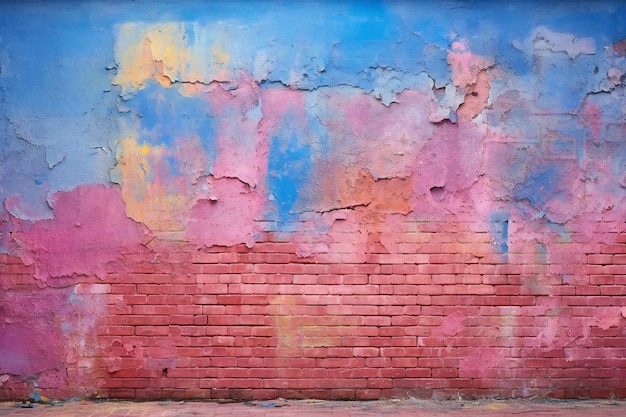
0;0;625;394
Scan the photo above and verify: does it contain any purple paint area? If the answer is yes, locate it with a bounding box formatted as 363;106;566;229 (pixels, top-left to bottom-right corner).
0;325;58;377
0;289;69;381
0;286;105;391
13;184;147;280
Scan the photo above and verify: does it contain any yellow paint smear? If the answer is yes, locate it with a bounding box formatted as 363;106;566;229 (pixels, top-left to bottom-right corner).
113;22;233;93
114;137;190;234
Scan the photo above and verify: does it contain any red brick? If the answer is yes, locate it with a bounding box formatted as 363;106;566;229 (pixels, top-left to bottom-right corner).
106;326;135;336
614;254;626;264
456;274;482;284
180;326;206;336
431;274;455;285
605;244;626;254
415;285;443;295
601;286;625;296
147;295;192;304
494;285;519;296
604;265;626;274
199;264;230;274
590;275;614;285
353;347;380;357
0;263;35;274
169;314;193;324
509;296;536;306
583;264;604;274
575;285;601;295
110;284;136;294
392;337;417;347
419;264;458;274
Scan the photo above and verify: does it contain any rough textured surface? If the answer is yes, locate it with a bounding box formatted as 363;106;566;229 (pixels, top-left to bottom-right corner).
1;0;625;401
2;399;626;417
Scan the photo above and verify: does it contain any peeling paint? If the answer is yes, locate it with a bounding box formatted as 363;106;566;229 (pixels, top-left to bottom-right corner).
1;0;626;401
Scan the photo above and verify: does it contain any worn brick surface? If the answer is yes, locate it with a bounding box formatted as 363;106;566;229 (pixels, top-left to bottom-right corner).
2;222;626;401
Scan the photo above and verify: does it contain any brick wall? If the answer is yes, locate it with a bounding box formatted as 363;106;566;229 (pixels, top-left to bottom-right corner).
2;219;625;400
1;0;626;402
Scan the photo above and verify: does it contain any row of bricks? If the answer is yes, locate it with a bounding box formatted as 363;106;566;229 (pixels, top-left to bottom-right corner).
4;277;626;296
94;344;626;360
101;283;626;297
99;322;625;339
2;255;625;278
102;364;582;379
95;375;626;391
99;331;624;345
102;309;622;327
104;294;540;307
113;263;543;275
189;251;626;265
43;261;626;279
99;331;624;352
63;273;626;288
83;386;626;400
108;260;626;275
2;244;625;274
112;304;523;316
106;293;626;307
108;324;607;340
97;359;626;374
100;366;626;382
105;304;623;320
28;273;626;291
114;273;626;285
98;320;626;341
98;349;626;366
104;305;626;320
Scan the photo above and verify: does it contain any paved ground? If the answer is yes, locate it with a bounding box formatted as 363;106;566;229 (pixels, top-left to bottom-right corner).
0;398;625;417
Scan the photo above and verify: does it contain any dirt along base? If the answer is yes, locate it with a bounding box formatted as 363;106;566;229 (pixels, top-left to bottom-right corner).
1;398;626;417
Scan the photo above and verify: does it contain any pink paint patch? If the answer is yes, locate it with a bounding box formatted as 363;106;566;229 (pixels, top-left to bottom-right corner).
459;348;502;378
330;89;434;180
581;102;602;143
208;75;263;187
14;184;147;279
447;45;494;89
591;307;622;330
186;177;263;248
434;311;466;337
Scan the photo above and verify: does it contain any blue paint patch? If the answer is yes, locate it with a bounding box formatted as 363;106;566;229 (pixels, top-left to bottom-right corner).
549;8;626;44
164;156;180;177
130;81;217;173
0;3;118;197
0;128;54;220
267;132;312;225
514;165;563;209
532;54;604;113
489;211;510;254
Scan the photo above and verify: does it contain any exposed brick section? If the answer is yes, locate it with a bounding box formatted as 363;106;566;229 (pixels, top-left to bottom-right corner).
1;220;626;401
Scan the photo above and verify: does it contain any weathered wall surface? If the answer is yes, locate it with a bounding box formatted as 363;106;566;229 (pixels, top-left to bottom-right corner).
1;0;626;401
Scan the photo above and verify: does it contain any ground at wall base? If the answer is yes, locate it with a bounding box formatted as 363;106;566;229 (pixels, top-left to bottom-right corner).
1;398;626;417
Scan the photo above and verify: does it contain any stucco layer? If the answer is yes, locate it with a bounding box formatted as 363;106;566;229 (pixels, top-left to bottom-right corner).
1;0;626;401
